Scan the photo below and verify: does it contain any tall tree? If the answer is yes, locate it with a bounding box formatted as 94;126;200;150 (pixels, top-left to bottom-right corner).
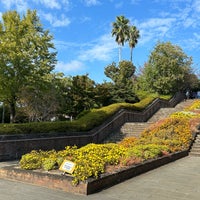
94;82;113;107
66;74;96;117
137;41;193;95
18;73;64;122
0;10;57;122
112;16;130;62
104;60;138;103
128;25;140;62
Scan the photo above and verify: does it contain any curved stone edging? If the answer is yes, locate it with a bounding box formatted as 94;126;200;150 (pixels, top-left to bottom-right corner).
0;150;188;195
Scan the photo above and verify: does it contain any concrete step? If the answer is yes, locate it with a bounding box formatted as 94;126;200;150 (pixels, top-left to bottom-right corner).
103;99;195;144
189;152;200;157
120;122;152;138
190;148;200;153
148;99;194;123
191;145;200;149
147;108;177;123
192;142;200;146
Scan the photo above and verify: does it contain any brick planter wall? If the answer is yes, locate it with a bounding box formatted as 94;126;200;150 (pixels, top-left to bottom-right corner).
0;150;188;195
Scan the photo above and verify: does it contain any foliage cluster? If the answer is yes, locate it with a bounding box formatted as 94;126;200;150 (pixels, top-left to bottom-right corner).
111;15;140;62
136;41;197;95
0;10;57;123
0;10;198;124
19;100;200;185
139;117;192;152
0;96;160;134
20;144;126;185
184;100;200;111
104;61;138;104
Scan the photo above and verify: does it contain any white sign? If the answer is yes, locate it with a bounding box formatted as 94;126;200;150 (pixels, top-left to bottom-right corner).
59;160;76;174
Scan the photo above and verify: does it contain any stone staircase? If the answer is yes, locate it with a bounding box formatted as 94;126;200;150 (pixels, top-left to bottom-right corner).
190;134;200;157
103;99;194;143
119;122;152;139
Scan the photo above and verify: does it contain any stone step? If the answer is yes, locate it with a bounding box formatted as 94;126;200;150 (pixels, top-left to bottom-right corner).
148;99;194;123
189;133;200;156
191;145;200;149
103;99;195;144
121;123;151;132
190;148;200;153
189;152;200;157
192;142;200;146
120;122;152;138
147;108;177;123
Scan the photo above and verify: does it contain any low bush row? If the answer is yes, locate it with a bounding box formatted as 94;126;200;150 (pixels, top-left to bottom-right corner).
0;94;170;135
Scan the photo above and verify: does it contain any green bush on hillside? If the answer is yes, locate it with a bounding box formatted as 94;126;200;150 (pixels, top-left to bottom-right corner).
0;95;171;135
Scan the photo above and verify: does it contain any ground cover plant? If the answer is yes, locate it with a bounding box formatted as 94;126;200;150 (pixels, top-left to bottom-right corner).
19;100;200;185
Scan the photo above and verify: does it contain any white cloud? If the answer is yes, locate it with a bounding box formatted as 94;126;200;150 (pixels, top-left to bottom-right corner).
181;32;200;50
55;33;117;74
80;16;91;23
82;0;101;6
1;0;28;12
138;18;176;44
193;0;200;12
131;0;141;4
1;0;15;9
36;0;61;9
55;60;85;73
42;13;71;27
34;0;70;10
54;40;79;50
184;18;196;28
78;34;117;62
16;0;29;12
114;2;124;9
139;18;176;29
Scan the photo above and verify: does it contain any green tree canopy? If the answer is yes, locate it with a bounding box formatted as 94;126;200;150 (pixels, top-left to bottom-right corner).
112;15;140;63
128;25;140;62
112;16;130;62
137;41;193;95
104;60;138;103
18;73;65;122
65;74;96;117
0;10;57;122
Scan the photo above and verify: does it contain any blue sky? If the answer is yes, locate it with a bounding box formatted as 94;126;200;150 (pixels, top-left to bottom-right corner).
0;0;200;83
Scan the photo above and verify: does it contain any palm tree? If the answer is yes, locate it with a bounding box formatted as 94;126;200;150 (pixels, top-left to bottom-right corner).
112;16;130;62
128;25;140;63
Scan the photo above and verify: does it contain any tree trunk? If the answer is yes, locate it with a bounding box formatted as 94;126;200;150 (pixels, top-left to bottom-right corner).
9;101;16;123
2;103;5;123
119;45;122;62
130;47;133;62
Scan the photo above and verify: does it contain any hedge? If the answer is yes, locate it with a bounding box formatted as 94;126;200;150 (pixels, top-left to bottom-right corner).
0;94;171;135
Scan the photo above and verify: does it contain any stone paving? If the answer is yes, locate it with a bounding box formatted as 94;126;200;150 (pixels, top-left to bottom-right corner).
1;156;200;200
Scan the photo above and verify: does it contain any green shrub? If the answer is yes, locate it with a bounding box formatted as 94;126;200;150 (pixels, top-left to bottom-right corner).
125;144;169;160
42;157;57;171
19;150;42;170
0;95;172;135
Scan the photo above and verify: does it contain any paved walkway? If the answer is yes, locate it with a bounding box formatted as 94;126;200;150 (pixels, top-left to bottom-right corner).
1;156;200;200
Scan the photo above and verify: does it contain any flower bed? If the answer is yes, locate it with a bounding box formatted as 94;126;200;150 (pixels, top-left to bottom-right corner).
1;100;199;195
0;150;188;195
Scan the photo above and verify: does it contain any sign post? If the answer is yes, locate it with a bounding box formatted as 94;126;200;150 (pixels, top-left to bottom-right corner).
59;160;76;174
